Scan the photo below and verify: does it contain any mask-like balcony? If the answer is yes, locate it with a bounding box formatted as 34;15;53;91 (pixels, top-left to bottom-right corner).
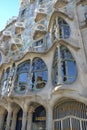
2;31;12;41
54;0;68;8
77;0;87;5
15;22;25;34
30;0;35;3
33;24;47;40
10;38;23;51
35;8;47;22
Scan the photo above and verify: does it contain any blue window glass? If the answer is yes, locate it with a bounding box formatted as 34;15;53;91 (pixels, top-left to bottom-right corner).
14;61;30;93
52;45;77;86
58;18;70;39
19;73;28;82
60;45;77;84
32;58;48;90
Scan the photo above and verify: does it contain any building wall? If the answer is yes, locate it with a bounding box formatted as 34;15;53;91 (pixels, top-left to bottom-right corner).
0;0;87;130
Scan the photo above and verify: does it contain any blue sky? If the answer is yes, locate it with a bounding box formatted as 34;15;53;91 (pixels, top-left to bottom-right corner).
0;0;20;31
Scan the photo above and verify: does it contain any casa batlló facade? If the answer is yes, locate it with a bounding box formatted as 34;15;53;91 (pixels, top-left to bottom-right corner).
0;0;87;130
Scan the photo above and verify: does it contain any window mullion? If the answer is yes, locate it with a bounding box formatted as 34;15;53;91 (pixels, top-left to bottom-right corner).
57;45;62;85
27;59;32;92
56;17;60;40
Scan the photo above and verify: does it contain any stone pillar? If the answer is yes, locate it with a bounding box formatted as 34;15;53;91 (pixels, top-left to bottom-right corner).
27;106;34;130
21;106;28;130
5;111;12;130
46;105;53;130
0;114;5;130
10;112;17;130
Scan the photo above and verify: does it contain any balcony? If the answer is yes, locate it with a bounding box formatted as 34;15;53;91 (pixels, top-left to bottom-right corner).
35;8;47;22
54;0;68;9
33;24;47;40
15;22;25;34
2;31;12;41
29;0;35;3
77;0;87;5
10;38;23;51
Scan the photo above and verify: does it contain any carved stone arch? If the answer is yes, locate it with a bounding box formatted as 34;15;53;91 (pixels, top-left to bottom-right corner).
27;97;48;111
51;96;87;110
10;102;22;114
48;11;72;32
12;99;24;109
28;101;47;130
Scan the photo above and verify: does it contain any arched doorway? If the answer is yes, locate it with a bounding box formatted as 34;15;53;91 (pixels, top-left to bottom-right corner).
16;108;23;130
32;105;46;130
53;99;87;130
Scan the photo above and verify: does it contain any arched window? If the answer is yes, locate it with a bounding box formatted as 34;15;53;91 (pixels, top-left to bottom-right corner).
53;99;87;130
16;109;23;130
32;106;46;130
52;17;70;42
52;45;77;85
14;61;30;93
31;58;48;91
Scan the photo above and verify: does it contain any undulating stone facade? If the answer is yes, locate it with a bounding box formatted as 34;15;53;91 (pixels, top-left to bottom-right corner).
0;0;87;130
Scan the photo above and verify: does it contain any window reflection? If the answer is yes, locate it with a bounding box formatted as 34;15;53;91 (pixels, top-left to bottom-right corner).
14;58;48;93
14;61;30;93
32;58;48;91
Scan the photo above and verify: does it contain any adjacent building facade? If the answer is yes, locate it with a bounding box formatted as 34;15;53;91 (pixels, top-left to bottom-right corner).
0;0;87;129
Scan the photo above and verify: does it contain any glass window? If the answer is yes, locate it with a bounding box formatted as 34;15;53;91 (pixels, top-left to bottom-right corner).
53;100;87;130
52;45;77;86
14;61;30;93
58;18;70;39
52;17;70;41
31;58;48;91
32;106;46;130
34;39;43;46
60;45;77;83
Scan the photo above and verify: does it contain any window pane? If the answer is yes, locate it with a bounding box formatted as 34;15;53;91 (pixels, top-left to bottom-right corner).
60;45;77;84
32;58;48;90
19;73;28;82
